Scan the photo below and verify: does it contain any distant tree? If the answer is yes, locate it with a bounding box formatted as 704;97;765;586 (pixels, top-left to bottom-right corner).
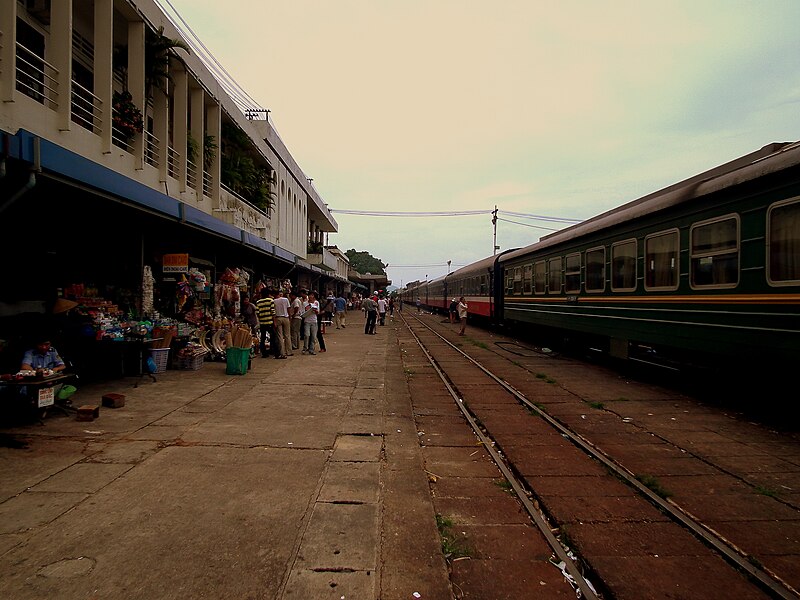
346;249;387;275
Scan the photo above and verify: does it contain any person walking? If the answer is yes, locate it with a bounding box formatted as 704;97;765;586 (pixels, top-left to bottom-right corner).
416;297;421;312
449;298;458;324
256;290;277;358
458;296;468;336
302;291;320;355
273;289;291;358
289;290;303;351
334;293;347;329
362;295;378;335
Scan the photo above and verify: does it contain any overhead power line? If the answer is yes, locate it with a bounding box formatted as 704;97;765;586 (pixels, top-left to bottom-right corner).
496;217;561;232
156;0;266;113
499;210;582;224
330;209;489;217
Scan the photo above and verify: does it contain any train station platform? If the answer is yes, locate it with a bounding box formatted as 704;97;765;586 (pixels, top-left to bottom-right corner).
0;313;452;599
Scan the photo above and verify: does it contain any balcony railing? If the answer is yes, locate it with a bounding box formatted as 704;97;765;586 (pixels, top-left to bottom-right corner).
202;169;212;198
187;158;198;190
167;145;179;180
15;42;59;109
71;80;102;134
144;130;159;168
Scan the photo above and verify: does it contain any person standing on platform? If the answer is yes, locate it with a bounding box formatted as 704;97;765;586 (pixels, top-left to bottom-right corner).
316;292;328;353
458;296;468;336
256;290;277;358
362;295;378;335
289;290;303;351
449;298;458;324
240;293;259;335
377;296;387;326
334;293;347;329
416;297;421;312
302;291;320;355
273;289;291;358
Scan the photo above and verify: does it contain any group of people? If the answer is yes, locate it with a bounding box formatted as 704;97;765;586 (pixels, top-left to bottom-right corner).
360;294;395;335
448;297;468;335
240;289;351;357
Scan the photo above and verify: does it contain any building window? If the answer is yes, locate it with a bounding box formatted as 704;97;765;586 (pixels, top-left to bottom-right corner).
585;247;605;292
645;229;679;290
690;215;739;288
548;257;562;294
611;239;637;291
565;253;581;293
768;198;800;285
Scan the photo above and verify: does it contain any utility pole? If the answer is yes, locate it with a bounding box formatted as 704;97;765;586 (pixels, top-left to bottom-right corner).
492;205;499;255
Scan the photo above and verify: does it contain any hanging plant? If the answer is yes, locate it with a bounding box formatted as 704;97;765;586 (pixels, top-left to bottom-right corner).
112;90;143;139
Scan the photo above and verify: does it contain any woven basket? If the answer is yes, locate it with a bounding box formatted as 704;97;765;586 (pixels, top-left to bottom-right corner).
148;347;170;373
176;353;205;370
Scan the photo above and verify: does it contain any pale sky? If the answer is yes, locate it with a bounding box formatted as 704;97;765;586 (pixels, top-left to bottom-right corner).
161;0;800;288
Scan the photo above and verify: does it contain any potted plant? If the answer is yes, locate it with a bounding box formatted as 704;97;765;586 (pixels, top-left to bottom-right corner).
112;90;143;140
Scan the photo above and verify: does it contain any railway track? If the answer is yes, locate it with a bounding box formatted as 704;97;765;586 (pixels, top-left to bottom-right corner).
399;311;799;599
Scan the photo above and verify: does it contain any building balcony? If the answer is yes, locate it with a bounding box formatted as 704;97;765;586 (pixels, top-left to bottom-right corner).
306;247;337;271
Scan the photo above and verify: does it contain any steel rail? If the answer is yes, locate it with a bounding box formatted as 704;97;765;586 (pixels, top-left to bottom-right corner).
403;312;798;600
400;312;600;600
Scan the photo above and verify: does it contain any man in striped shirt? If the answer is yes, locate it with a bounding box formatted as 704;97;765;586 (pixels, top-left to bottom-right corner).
256;290;277;358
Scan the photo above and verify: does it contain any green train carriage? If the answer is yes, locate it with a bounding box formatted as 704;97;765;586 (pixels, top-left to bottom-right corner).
498;142;800;369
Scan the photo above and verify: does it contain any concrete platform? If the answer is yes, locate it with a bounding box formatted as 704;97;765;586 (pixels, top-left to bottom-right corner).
0;315;451;600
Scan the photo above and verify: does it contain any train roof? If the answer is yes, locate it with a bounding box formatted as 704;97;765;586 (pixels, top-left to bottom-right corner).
500;140;800;262
449;249;519;277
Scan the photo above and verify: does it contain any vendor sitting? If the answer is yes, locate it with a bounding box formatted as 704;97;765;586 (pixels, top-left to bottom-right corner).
21;338;66;373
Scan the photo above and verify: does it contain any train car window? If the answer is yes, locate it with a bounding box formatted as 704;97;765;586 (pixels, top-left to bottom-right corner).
690;215;739;288
565;253;581;293
548;257;562;294
506;272;514;296
585;247;605;293
611;239;637;291
534;261;546;294
513;267;523;294
523;265;533;294
645;229;679;290
768;198;800;285
480;275;488;295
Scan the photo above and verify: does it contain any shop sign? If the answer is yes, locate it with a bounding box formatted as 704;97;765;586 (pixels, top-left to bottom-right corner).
38;387;54;408
163;254;189;273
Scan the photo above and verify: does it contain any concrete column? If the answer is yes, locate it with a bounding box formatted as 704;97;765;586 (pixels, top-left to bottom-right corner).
206;100;221;205
94;0;113;153
189;86;204;193
172;64;188;191
153;83;168;182
0;0;16;102
50;0;73;131
127;20;145;168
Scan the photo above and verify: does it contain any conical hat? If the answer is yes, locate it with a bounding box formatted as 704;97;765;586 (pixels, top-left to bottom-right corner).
52;299;79;314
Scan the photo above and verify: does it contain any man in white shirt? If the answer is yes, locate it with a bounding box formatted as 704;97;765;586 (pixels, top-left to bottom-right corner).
289;290;303;351
302;291;320;355
377;296;387;326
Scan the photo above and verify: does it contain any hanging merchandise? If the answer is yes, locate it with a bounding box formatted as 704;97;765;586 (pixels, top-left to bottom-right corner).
188;268;207;291
219;267;239;285
142;265;155;315
177;274;194;311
